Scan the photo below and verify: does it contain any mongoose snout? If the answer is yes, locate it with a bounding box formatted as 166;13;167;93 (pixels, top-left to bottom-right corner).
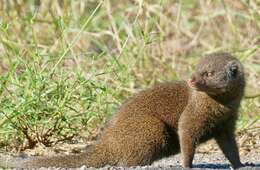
187;74;206;90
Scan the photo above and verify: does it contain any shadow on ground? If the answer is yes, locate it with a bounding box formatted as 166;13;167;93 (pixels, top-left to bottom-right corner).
193;163;260;169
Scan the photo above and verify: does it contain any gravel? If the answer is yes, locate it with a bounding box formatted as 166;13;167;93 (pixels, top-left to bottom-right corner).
11;152;260;170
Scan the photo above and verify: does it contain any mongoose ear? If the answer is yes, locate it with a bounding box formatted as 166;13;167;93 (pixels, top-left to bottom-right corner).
226;60;241;79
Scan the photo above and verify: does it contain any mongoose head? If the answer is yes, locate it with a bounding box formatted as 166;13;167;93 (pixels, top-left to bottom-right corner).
188;53;245;98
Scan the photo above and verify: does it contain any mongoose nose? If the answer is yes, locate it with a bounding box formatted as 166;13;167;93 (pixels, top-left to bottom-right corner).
188;77;196;86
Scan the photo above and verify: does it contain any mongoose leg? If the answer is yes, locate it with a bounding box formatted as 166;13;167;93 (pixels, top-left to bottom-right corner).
178;113;198;168
179;132;195;168
215;128;243;169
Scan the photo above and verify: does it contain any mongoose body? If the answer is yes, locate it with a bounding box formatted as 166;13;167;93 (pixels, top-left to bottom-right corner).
0;52;246;169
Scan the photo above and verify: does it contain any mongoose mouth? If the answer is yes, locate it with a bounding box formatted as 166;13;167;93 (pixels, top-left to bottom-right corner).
187;79;208;92
187;79;200;91
187;79;202;89
187;79;223;96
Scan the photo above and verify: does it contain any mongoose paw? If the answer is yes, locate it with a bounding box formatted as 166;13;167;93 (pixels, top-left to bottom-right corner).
232;162;255;169
181;163;192;169
242;162;255;167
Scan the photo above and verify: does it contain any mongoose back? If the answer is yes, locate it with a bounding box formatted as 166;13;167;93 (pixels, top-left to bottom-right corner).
0;52;246;169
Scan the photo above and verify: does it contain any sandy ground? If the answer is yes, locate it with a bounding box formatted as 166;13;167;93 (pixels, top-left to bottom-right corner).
3;129;259;170
4;152;258;170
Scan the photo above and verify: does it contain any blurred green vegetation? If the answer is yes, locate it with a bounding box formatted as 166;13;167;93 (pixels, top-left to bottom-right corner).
0;0;259;151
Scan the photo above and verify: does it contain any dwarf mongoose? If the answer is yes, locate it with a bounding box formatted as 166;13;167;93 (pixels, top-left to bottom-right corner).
0;52;246;169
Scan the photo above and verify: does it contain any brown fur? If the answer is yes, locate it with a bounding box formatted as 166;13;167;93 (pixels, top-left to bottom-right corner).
0;52;245;169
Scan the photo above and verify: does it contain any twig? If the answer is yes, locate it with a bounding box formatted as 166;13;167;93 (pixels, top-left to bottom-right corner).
244;93;260;99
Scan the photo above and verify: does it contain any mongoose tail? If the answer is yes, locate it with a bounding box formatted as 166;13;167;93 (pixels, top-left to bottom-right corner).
0;144;110;168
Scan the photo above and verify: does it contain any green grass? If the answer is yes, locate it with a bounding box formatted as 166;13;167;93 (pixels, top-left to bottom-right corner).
0;0;259;151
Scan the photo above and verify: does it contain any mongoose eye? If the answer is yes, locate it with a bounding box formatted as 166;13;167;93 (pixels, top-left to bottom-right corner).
203;71;214;78
207;72;213;77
